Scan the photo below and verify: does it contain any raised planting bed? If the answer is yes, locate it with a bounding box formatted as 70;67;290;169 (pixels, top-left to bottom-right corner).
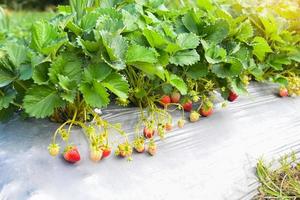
1;83;300;200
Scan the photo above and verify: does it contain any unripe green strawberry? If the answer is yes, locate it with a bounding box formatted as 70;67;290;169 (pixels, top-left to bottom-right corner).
90;148;103;162
157;125;166;139
177;119;185;128
147;141;157;156
116;97;129;107
189;111;200;122
192;95;200;102
48;143;60;157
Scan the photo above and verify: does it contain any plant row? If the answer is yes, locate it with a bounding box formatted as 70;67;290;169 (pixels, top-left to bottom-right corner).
0;0;299;163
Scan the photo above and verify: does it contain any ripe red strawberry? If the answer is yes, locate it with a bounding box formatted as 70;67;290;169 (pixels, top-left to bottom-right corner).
100;146;111;159
279;87;288;97
228;91;238;102
182;100;192;112
159;95;171;107
171;92;181;103
199;107;213;117
90;149;103;162
165;123;172;131
177;119;185;128
63;146;80;163
143;127;155;139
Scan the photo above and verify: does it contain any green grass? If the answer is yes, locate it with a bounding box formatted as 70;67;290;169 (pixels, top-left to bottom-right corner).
255;153;300;199
6;11;55;39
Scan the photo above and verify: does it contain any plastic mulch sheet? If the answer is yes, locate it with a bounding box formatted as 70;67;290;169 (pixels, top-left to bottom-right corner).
1;83;300;200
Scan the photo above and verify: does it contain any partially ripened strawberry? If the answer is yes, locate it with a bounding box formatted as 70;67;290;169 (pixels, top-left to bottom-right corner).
143;127;155;139
165;123;172;131
190;111;200;122
279;87;288;97
116;142;132;158
134;137;145;153
135;145;145;153
171;92;181;103
182;100;192;112
90;148;103;162
147;141;157;156
48;143;60;157
159;95;171;107
177;119;185;128
228;91;238;102
100;146;111;159
63;146;80;163
199;107;213;117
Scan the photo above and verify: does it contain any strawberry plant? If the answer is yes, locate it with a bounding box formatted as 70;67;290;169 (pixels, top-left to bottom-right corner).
0;0;299;164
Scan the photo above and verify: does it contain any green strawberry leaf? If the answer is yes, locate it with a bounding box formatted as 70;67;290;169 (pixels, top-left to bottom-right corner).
49;53;83;84
186;62;209;79
182;11;200;35
96;15;124;33
236;20;253;42
143;28;169;49
80;12;100;31
205;19;229;44
31;21;68;55
211;58;243;78
0;87;16;109
132;62;165;80
252;36;273;61
0;67;15;87
202;40;227;64
23;85;65;118
267;54;291;71
19;64;33;80
79;81;110;108
83;63;112;83
170;50;200;66
100;31;127;70
102;72;129;99
32;62;50;85
126;45;158;64
77;38;100;55
176;33;200;50
4;43;28;67
272;75;288;86
0;106;16;122
168;74;187;95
